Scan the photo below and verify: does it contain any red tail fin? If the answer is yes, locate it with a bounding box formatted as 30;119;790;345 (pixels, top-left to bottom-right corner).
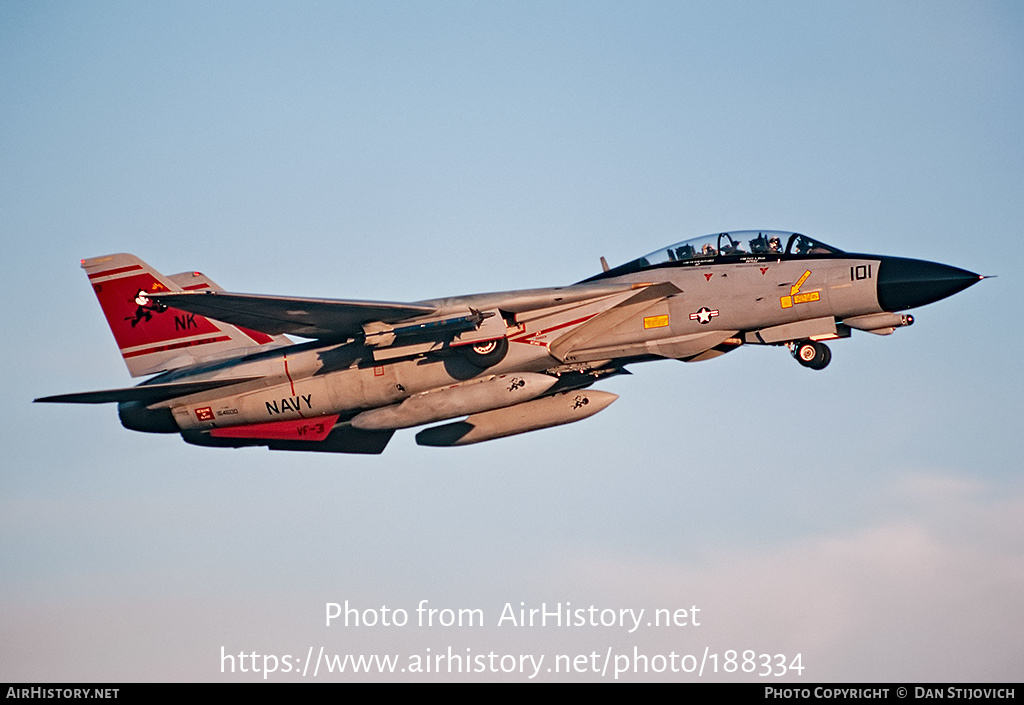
83;253;286;377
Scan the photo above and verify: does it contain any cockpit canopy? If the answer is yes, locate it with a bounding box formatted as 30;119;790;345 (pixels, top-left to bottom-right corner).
625;231;842;270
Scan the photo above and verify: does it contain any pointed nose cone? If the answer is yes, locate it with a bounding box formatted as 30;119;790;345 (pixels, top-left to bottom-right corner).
876;256;982;312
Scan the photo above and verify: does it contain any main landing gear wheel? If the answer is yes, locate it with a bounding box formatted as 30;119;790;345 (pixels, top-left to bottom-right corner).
460;337;509;368
793;340;831;370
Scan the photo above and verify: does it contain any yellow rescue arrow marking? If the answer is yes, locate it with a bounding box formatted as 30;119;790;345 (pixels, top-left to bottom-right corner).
780;270;819;309
791;270;811;295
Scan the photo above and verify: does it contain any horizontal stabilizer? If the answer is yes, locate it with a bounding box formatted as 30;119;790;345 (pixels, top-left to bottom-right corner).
34;377;261;405
149;291;437;339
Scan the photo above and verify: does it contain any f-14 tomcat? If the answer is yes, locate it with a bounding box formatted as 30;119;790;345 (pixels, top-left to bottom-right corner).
36;231;983;453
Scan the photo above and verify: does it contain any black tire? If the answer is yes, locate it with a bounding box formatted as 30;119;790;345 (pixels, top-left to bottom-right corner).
460;337;508;368
793;340;830;370
817;344;832;370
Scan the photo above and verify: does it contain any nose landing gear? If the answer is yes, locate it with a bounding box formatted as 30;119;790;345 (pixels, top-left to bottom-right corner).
792;340;831;370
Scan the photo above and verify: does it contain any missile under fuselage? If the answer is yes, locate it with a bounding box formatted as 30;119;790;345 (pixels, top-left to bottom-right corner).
350;372;559;430
842;312;914;336
415;389;619;446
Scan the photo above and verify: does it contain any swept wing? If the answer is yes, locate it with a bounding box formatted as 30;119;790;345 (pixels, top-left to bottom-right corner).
150;281;658;341
148;291;437;339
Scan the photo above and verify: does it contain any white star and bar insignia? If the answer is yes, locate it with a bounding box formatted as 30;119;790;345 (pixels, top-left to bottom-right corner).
689;307;719;324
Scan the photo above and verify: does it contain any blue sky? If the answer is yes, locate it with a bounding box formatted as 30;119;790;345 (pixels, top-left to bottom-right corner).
2;1;1022;681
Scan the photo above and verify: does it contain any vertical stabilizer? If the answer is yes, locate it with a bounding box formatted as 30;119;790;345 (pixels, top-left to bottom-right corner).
83;253;287;377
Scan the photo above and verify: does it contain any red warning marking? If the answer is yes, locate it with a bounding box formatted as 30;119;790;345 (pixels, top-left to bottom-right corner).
283;354;297;398
760;267;769;275
704;273;713;281
194;407;215;421
508;313;599;347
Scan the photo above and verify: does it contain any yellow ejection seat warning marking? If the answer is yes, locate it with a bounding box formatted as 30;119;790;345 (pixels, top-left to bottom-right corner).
644;314;669;329
790;270;811;295
781;270;819;308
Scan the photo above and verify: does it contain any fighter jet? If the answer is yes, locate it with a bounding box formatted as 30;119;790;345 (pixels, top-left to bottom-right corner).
35;231;983;453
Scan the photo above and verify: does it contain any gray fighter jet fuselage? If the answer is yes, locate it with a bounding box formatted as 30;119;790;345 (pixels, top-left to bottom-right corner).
36;231;983;453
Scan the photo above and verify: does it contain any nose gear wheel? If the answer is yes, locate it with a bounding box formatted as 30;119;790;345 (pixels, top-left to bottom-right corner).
793;340;831;370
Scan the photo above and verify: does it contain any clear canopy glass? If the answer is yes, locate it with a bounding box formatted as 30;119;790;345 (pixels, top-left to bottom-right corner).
627;231;843;269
